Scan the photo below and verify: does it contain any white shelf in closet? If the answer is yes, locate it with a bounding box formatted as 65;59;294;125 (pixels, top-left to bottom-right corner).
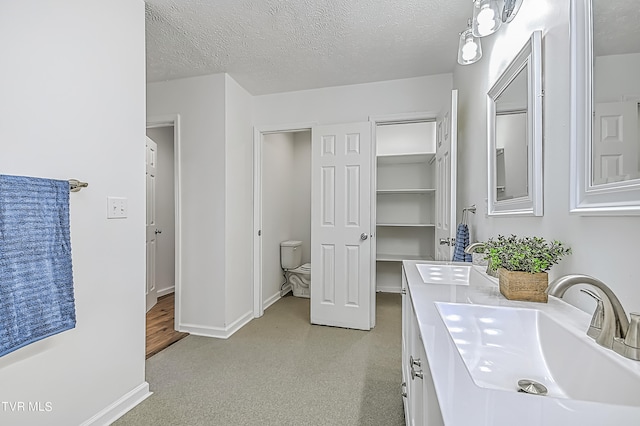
376;153;435;165
376;223;435;227
377;189;435;194
376;253;434;262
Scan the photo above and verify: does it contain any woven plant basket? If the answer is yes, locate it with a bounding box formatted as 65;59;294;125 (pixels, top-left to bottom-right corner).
498;268;548;303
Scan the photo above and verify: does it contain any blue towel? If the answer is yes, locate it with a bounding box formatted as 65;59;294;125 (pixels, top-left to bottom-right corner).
0;175;76;357
452;223;472;262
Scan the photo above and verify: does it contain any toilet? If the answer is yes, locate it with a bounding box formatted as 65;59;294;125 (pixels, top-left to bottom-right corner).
280;240;311;298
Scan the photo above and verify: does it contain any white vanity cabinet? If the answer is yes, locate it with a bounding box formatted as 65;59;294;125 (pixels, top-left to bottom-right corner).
402;259;640;425
401;266;444;426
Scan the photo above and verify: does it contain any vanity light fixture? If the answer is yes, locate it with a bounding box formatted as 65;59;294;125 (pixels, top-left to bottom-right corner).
458;19;483;65
457;1;526;65
501;0;524;23
472;0;502;37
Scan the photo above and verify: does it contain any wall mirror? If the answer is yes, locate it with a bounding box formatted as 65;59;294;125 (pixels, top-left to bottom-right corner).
487;30;543;216
570;0;640;215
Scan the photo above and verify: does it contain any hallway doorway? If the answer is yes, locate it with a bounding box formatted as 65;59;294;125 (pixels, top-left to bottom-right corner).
146;293;188;358
146;114;184;350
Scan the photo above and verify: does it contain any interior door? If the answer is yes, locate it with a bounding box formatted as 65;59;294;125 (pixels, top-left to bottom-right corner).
593;101;639;185
146;136;158;312
435;90;458;261
311;122;372;330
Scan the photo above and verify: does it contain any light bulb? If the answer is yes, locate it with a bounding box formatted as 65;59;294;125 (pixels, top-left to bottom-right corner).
472;0;501;37
477;6;498;35
462;39;479;61
477;5;496;25
457;23;482;65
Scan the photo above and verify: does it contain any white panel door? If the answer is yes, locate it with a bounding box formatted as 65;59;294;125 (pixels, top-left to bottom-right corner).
146;136;158;312
311;122;372;330
593;101;639;185
435;90;458;261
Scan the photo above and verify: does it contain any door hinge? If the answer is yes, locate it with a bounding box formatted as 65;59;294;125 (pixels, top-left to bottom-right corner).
258;230;262;236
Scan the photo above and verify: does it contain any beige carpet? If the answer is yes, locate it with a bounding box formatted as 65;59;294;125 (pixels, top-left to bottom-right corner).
114;293;404;426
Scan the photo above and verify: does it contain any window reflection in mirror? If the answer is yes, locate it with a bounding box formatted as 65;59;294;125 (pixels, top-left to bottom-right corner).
495;67;528;201
591;0;640;186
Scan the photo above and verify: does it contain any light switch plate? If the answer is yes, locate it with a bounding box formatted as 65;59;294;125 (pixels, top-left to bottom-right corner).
107;197;128;219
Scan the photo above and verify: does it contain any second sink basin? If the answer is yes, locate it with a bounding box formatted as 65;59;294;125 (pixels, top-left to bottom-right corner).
416;262;471;285
435;302;640;407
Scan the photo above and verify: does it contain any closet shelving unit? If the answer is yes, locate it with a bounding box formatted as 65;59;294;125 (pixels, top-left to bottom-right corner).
375;123;437;291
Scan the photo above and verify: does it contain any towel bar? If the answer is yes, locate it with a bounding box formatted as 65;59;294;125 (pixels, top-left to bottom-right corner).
461;204;476;226
68;179;88;192
462;204;476;214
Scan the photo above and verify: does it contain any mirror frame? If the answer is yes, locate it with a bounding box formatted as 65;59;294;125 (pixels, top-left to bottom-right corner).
570;0;640;215
487;30;543;216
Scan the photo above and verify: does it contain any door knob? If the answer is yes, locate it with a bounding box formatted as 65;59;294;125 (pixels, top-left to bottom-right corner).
360;233;368;241
439;237;455;246
155;229;162;235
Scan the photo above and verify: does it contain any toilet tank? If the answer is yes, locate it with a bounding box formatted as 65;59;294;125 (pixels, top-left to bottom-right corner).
281;240;302;269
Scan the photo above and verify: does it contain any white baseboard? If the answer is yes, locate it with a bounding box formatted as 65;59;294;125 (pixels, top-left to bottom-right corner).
225;310;254;337
157;286;175;298
180;310;254;339
263;292;280;310
376;286;402;294
80;382;151;426
263;286;290;310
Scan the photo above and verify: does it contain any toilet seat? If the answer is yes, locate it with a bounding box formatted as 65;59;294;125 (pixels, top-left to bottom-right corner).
288;263;311;274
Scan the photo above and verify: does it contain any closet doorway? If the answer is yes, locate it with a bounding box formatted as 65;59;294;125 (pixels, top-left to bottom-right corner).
372;90;459;293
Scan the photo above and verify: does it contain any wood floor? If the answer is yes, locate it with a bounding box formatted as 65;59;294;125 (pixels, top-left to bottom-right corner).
146;293;189;359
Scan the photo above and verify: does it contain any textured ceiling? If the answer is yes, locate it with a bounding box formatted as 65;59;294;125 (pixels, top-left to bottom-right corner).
145;0;471;95
593;0;640;56
144;1;638;95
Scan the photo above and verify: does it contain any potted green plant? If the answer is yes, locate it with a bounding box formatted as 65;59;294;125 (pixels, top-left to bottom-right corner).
484;235;572;302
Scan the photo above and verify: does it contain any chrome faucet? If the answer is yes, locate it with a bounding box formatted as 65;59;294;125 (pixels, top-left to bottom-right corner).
464;242;499;277
464;242;485;254
547;274;640;361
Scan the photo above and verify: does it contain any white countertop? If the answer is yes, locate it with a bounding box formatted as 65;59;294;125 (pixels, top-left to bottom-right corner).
403;260;640;426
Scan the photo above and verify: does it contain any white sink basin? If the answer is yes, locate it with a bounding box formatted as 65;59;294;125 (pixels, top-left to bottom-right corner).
435;302;640;407
415;262;471;285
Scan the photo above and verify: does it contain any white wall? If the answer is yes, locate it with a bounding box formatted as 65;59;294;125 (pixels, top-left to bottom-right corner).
146;74;254;336
146;127;176;296
454;0;640;313
595;53;640;102
147;74;228;333
0;1;148;425
224;75;255;327
253;75;453;126
292;131;312;264
262;133;296;301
